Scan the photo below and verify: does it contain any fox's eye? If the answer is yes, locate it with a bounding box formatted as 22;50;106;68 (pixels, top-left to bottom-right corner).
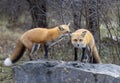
59;26;64;31
74;39;77;42
79;39;83;42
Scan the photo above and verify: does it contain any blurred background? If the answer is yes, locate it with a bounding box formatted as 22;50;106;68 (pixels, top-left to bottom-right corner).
0;0;120;82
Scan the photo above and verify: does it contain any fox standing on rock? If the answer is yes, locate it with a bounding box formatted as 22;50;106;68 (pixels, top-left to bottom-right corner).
71;29;101;63
4;24;71;66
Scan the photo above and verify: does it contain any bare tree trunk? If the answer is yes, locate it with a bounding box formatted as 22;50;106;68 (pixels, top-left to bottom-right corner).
87;0;100;46
27;0;47;28
71;0;83;29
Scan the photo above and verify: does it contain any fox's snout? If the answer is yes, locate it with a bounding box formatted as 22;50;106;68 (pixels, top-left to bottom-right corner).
66;27;71;33
65;31;71;35
77;43;80;47
76;43;84;48
72;41;84;48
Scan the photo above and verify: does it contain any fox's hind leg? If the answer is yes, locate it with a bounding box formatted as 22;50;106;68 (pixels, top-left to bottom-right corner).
31;43;40;60
86;46;93;63
44;44;48;59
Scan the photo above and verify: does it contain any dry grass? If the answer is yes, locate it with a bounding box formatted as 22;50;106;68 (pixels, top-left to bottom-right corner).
0;25;25;83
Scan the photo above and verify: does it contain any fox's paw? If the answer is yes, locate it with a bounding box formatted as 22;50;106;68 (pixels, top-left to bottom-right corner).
82;59;88;63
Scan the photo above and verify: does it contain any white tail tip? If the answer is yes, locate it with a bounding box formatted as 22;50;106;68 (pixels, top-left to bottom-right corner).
4;58;13;66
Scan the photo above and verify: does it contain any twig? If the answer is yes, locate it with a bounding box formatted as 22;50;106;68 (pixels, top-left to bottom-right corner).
48;34;70;48
48;36;65;48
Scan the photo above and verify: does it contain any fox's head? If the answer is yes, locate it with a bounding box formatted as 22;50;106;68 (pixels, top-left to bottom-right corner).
71;31;87;48
58;23;71;34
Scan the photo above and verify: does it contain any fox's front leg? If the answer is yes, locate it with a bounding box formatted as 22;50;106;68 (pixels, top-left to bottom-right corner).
74;47;78;61
44;44;48;59
81;48;88;63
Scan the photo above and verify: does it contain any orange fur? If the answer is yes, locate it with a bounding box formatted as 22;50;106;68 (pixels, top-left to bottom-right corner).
4;24;70;66
71;29;101;63
10;40;25;63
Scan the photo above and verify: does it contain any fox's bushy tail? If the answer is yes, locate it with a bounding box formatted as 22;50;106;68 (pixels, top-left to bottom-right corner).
4;40;25;66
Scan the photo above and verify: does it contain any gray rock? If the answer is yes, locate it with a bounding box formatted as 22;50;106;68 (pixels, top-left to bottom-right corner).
13;60;120;83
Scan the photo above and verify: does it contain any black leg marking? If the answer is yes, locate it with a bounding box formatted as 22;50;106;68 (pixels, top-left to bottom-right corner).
81;48;87;62
74;47;78;61
44;44;48;59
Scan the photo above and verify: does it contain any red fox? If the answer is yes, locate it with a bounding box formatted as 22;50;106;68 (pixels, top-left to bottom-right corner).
71;29;101;63
4;24;71;66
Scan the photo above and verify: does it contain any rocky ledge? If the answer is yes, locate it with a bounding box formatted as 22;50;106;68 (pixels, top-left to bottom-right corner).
13;60;120;83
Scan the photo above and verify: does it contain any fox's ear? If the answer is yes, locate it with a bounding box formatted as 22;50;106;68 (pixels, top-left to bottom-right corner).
81;31;87;37
58;25;64;31
70;33;75;37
